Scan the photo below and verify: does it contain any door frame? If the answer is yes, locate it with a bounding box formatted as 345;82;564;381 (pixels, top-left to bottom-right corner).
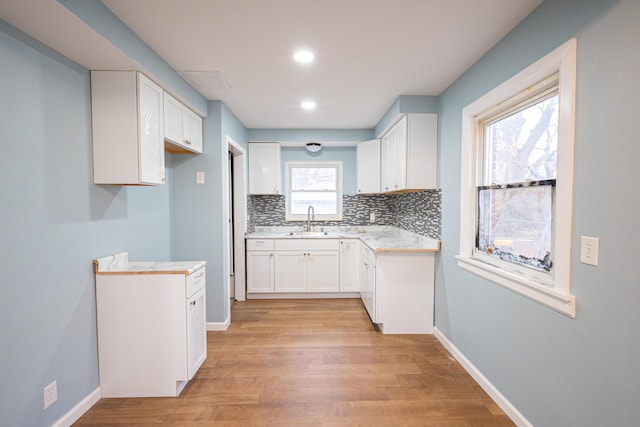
225;136;247;303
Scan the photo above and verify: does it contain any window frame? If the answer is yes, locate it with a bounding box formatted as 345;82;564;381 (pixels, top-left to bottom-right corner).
457;38;577;318
285;160;343;221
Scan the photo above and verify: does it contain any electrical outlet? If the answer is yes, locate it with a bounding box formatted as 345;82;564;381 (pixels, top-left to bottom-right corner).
44;380;57;409
580;236;599;266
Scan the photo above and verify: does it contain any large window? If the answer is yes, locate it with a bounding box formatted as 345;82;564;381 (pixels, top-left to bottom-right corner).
457;39;577;317
285;161;343;221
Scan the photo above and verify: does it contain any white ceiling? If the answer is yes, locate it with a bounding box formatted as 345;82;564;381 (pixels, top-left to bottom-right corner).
0;0;542;129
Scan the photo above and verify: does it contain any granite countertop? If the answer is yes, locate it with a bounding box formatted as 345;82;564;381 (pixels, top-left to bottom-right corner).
246;226;441;253
94;252;206;275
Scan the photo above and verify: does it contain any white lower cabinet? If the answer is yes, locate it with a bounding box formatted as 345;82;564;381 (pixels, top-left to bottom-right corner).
95;266;207;397
340;239;360;291
361;246;435;334
274;239;340;292
306;251;340;292
246;239;275;293
274;251;307;292
246;238;344;294
360;242;377;321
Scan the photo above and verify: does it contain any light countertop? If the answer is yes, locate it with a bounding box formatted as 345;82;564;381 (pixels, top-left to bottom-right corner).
246;226;441;253
94;252;206;275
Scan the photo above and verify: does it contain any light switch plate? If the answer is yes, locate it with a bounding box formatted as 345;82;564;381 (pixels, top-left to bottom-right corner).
196;171;205;184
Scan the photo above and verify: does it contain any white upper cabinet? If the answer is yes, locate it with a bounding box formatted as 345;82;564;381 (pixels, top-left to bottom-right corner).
248;142;281;195
356;139;381;194
163;92;203;154
380;124;398;193
92;71;165;185
380;113;438;192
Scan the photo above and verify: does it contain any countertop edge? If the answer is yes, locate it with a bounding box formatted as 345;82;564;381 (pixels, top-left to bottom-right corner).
375;247;440;253
245;231;441;253
95;269;196;276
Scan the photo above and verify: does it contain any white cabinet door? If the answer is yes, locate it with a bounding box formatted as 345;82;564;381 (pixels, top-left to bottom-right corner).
339;239;360;291
92;71;165;185
307;251;340;292
380;114;437;193
163;92;203;154
394;115;408;190
249;143;281;194
380;124;397;192
360;253;376;322
356;139;381;194
405;113;437;190
186;287;206;379
163;93;184;145
275;251;306;292
137;73;165;184
185;109;203;153
246;251;275;293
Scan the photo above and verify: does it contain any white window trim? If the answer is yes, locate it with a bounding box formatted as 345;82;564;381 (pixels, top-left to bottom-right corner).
457;38;577;318
285;161;343;221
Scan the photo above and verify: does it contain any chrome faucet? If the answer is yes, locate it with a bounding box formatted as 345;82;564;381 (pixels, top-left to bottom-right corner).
306;205;315;232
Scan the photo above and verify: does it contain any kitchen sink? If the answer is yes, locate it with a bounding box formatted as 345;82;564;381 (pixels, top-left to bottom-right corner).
288;231;328;236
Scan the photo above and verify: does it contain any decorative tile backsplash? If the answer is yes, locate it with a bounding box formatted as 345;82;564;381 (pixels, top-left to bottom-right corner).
248;190;441;239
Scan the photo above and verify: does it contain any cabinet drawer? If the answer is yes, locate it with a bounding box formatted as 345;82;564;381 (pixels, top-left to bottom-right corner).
247;239;274;251
274;239;340;251
186;267;206;297
362;243;377;266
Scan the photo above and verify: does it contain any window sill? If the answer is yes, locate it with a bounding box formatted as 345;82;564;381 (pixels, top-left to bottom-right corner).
456;255;576;318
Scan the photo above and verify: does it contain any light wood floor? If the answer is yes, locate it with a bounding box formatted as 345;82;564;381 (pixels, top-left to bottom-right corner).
74;299;513;426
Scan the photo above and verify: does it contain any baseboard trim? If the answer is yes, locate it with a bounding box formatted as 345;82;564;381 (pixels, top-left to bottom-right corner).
433;327;532;427
247;292;361;299
52;386;101;427
207;317;230;331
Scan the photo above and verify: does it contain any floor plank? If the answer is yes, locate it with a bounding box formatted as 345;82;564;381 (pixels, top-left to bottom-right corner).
74;299;514;426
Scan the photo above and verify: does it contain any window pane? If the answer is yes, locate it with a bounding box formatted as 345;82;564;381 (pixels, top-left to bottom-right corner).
477;185;553;271
291;167;336;191
485;94;558;185
291;192;337;215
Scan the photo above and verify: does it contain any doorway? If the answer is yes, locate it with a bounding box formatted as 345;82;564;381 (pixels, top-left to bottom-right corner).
225;136;247;314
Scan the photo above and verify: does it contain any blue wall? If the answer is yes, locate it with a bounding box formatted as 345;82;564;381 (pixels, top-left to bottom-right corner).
172;101;248;323
0;21;173;425
435;0;639;425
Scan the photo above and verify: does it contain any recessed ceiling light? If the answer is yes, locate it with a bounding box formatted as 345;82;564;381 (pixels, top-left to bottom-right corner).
301;101;316;110
294;50;314;63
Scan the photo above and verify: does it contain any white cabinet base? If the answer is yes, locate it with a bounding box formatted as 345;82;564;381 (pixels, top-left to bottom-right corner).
95;269;206;397
375;252;434;334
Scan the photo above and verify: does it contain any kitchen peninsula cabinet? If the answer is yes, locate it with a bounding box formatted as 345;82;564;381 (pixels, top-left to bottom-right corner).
91;71;165;185
164;92;203;154
249;142;281;194
363;249;435;334
380;113;438;193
